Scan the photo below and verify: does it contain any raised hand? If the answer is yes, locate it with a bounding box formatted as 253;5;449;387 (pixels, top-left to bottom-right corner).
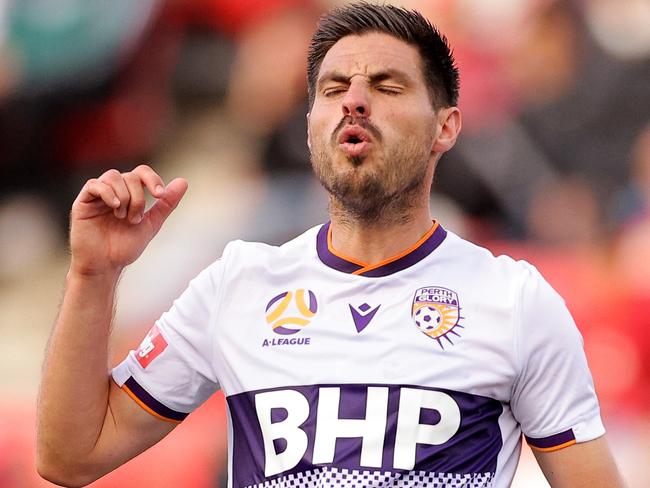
69;165;188;276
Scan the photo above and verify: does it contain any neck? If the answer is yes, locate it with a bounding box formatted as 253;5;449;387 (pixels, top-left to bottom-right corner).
328;202;434;265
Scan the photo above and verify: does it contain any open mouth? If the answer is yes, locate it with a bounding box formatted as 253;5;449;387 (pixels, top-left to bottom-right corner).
338;128;372;158
338;126;371;145
346;135;363;144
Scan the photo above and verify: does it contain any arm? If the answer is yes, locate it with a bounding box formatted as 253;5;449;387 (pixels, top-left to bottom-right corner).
36;166;188;487
511;266;624;488
533;435;626;487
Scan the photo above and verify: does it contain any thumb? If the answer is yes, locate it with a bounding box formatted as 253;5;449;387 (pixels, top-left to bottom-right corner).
146;178;189;235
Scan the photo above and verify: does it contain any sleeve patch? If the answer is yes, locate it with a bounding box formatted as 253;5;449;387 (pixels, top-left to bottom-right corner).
525;428;576;452
135;324;168;369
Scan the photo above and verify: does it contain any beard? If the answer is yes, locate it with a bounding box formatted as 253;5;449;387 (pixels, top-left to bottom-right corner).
310;119;434;225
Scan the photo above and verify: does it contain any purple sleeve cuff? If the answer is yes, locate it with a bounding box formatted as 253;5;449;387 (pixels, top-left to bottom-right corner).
525;428;576;452
121;376;189;423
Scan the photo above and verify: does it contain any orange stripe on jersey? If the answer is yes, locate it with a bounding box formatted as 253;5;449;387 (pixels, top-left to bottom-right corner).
121;384;182;424
528;439;577;452
327;226;369;267
351;222;439;276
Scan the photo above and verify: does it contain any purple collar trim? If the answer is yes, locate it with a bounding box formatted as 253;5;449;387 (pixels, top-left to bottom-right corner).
316;222;447;277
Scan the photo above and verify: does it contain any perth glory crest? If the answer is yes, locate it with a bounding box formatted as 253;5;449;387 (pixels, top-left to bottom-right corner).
412;286;464;348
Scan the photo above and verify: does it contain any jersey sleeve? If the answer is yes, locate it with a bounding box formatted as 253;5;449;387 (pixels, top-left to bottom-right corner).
511;264;605;452
111;257;225;423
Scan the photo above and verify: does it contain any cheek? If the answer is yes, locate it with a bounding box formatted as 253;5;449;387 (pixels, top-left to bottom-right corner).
381;107;421;134
310;101;344;139
309;117;335;147
395;113;437;148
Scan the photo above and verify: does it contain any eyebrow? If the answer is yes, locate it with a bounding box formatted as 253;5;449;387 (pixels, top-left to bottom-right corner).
317;69;413;90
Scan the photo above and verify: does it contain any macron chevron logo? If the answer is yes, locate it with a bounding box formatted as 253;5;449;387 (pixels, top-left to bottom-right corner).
349;303;380;333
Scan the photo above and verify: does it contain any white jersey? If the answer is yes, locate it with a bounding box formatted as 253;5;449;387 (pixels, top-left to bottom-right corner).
112;222;604;488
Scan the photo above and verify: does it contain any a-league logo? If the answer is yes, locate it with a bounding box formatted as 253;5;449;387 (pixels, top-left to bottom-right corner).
412;286;463;348
265;289;318;335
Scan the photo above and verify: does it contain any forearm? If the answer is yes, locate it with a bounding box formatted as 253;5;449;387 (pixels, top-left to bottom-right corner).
534;436;626;487
37;268;122;475
36;168;187;486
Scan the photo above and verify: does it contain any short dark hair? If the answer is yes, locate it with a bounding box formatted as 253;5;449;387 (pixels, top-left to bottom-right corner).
307;2;459;109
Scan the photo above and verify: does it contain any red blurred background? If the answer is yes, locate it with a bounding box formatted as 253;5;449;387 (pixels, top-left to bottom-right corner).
0;0;648;486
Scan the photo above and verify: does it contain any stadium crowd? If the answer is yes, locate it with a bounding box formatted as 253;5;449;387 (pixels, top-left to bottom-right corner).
0;0;648;486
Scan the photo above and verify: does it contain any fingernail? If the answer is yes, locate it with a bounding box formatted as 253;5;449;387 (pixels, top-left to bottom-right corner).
113;197;120;207
131;214;142;224
155;185;164;195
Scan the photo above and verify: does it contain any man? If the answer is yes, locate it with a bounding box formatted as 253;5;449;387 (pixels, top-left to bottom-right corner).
37;3;625;487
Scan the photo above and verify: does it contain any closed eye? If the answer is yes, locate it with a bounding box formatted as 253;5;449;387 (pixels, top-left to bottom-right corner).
323;87;347;97
376;85;402;95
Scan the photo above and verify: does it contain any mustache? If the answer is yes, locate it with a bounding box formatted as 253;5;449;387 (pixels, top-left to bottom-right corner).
331;115;383;144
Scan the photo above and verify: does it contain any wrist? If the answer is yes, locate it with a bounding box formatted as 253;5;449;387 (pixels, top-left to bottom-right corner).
67;260;124;283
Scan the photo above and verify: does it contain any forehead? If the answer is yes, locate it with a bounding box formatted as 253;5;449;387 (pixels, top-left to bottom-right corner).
318;32;425;82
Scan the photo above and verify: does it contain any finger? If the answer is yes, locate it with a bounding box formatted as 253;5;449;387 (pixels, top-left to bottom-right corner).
77;179;121;209
131;164;165;199
98;169;130;219
146;178;189;235
123;172;146;224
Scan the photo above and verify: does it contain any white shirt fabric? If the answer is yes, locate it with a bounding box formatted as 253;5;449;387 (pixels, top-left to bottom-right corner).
112;222;605;488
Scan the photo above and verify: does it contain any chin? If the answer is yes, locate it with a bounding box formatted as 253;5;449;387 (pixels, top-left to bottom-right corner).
348;155;365;167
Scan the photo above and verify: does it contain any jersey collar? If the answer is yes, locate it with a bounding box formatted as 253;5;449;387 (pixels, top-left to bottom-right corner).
316;221;447;277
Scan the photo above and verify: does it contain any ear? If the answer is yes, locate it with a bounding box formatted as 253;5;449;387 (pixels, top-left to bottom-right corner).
432;107;462;154
306;112;312;151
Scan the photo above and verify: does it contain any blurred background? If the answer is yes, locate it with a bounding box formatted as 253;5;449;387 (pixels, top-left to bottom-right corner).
0;0;648;486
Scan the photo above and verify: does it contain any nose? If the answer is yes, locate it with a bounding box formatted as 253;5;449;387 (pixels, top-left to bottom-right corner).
341;81;371;118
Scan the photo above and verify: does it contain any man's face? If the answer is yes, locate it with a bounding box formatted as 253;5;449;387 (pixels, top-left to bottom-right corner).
308;32;439;222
